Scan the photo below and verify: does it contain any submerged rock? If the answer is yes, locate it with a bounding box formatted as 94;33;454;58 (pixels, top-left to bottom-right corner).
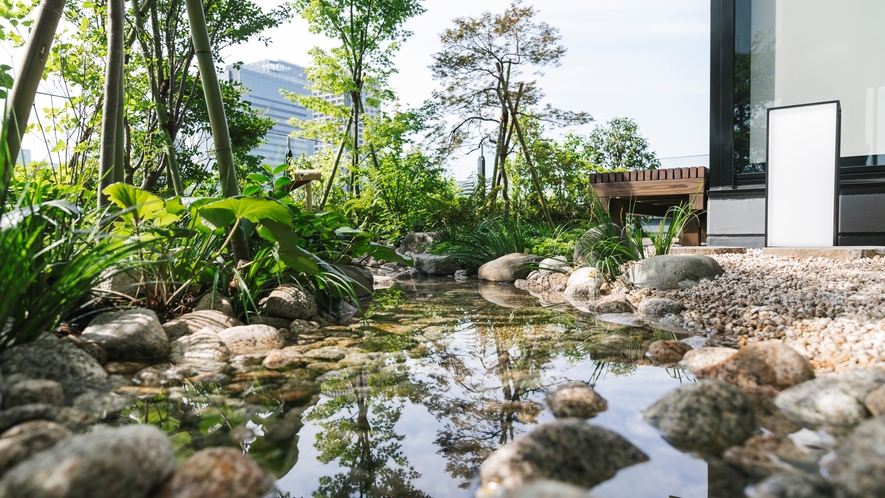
647;340;693;364
156;447;272;498
413;254;462;276
81;309;170;361
545;382;607;419
0;420;71;477
264;284;317;320
496;479;591;498
0;425;176;498
695;342;814;392
163;310;241;341
478;253;542;282
217;325;285;355
477;282;539;309
822;416;885;497
681;336;719;349
628;255;723;290
591;295;634;314
479;419;647;492
642;379;756;454
774;367;885;429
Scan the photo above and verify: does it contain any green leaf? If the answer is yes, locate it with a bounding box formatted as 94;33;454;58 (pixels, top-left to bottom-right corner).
103;183;164;222
272;164;288;175
334;226;364;236
165;196;187;216
258;219;320;274
242;185;263;196
198;196;293;230
247;173;270;184
273;177;291;189
368;242;413;266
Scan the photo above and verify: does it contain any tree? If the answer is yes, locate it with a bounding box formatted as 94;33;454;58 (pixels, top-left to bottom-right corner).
429;1;591;216
584;117;660;171
97;0;124;206
290;0;425;205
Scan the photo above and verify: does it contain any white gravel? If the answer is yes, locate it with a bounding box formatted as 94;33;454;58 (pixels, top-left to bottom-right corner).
633;249;885;372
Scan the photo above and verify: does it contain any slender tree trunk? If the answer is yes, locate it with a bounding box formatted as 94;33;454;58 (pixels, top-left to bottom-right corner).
351;91;360;198
98;0;124;206
0;0;66;212
113;67;125;183
506;83;553;229
319;114;353;210
185;0;249;262
147;0;184;195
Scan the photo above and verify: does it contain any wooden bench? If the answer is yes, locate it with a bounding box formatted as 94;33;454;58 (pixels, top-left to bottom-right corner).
589;166;708;246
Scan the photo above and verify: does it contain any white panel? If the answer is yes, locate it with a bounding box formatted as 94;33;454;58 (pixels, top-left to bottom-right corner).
767;102;839;247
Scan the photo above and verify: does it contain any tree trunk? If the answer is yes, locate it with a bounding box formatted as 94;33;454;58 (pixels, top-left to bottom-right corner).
351;91;360;198
185;0;249;262
98;0;124;206
319;113;353;210
506;83;553;229
0;0;66;212
113;66;125;183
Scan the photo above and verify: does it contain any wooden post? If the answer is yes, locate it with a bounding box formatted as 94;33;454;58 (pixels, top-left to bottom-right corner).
305;183;312;212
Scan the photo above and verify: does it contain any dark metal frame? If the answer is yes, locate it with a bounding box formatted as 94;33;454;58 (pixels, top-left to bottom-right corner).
763;101;841;247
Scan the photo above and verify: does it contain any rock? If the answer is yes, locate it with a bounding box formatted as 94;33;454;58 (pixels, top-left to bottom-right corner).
695;342;815;392
594;313;646;328
331;264;375;298
94;269;142;298
289;319;312;337
163;310;242;341
392;268;425;281
0;403;58;435
637;297;683;315
744;473;834;498
680;347;738;372
81;309;170;361
478;419;647;492
71;391;133;415
515;270;569;293
538;256;570;272
264;284;317;320
864;383;885;416
249;316;291;330
169;330;231;364
591;295;634;314
413;253;462;276
0;425;176;498
498;479;591;498
156;447;272;498
373;275;395;288
4;380;64;409
627;255;724;290
0;337;107;401
0;421;71;477
301;346;349;361
642;379;756;454
722;433;817;479
193;293;235;318
477;281;539;309
454;269;469;281
61;335;108;365
774;368;885;429
228;354;268;373
478;253;542;282
681;336;719;349
103;361;151;376
262;350;305;370
647;340;693;364
545;382;607;419
563;267;604;304
397;232;440;255
822;416;885;497
217;325;285;355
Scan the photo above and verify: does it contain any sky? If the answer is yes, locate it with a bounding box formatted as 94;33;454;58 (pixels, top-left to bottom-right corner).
221;0;711;179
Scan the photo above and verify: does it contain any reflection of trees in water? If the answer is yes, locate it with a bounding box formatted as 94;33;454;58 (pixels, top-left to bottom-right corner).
734;30;775;174
306;368;431;498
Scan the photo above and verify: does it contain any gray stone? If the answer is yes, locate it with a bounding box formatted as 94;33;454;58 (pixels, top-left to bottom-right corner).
696;342;815;393
4;380;64;409
0;404;58;434
413;253;462;276
478;253;542;282
249;316;291;329
628;254;724;290
642;379;756;454
744;473;833;498
680;347;738;373
515;270;569;293
864;383;885;417
637;297;684;315
0;425;176;498
397;232;440;255
479;419;648;492
163;310;242;341
71;391;133;416
94;269;142;298
823;416;885;497
0;337;107;401
681;336;719;349
0;421;71;477
155;447;272;498
264;284;317;320
592;295;634;314
477;281;539;309
81;309;170;361
647;340;693;364
775;368;885;429
373;275;395;288
193;293;235;318
538;256;570;272
289;319;312;336
331;264;375;298
61;335;108;365
169;329;231;364
546;382;607;419
217;325;285;355
454;270;469;281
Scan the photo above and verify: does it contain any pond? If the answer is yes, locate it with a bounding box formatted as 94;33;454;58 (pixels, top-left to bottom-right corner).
120;279;726;498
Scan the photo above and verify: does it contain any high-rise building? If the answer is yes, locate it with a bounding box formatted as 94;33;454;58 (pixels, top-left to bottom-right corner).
225;60;314;166
311;91;378;149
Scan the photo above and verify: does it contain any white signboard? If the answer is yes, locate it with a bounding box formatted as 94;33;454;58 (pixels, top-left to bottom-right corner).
766;101;841;247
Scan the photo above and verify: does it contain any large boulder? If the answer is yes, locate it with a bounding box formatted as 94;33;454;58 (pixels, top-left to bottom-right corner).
156;447;272;498
0;337;107;401
695;342;815;393
81;309;170;361
162;310;241;342
478;253;542;282
264;285;317;320
479;419;648;492
412;253;462;276
397;232;440;255
642;379;756;454
628;255;723;290
217;325;285;355
823;416;885;497
774;367;885;429
0;421;71;477
0;425;176;498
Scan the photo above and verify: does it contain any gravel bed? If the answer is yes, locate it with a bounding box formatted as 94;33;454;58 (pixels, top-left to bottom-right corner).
636;249;885;372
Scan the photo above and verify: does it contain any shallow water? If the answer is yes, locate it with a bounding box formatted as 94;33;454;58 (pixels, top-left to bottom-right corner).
125;280;727;497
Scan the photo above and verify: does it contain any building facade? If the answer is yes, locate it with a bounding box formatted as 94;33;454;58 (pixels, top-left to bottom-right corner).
225;60;314;167
708;0;885;246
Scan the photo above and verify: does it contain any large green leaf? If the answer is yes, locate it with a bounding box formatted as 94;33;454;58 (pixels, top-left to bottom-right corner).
198;196;293;230
258;219;319;274
368;242;413;266
103;184;165;222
